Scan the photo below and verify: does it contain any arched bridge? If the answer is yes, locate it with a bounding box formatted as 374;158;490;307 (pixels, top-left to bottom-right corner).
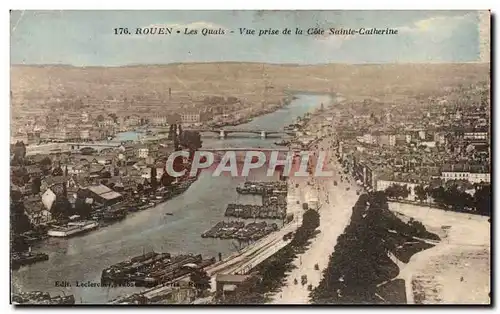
67;142;122;151
186;128;296;139
202;147;290;152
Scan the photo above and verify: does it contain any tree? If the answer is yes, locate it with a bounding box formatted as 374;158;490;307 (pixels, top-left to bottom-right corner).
74;195;92;219
11;198;32;234
160;171;175;187
31;177;41;194
108;113;118;123
150;167;158;190
428;185;473;211
474;184;491;216
13;141;26;164
178;124;183;137
137;183;144;192
11;166;30;186
385;184;410;199
52;165;64;177
401;185;410;199
190;269;211;297
39;157;52;174
302;209;320;232
179;130;202;151
385;184;408;199
429;186;446;205
415;184;427;202
291;209;320;247
100;171;112;179
51;196;71;221
168;124;175;140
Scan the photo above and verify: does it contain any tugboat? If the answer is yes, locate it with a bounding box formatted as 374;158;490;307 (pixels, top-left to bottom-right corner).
11;249;49;270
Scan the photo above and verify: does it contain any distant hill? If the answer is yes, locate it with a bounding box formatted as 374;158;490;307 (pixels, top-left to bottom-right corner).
11;63;490;105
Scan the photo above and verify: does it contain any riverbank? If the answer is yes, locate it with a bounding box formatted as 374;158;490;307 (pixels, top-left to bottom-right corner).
13;94;329;304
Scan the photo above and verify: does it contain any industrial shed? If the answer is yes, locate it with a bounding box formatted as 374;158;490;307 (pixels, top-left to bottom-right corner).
85;184;123;205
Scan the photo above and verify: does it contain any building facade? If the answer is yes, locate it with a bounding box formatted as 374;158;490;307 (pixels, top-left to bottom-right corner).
181;113;201;125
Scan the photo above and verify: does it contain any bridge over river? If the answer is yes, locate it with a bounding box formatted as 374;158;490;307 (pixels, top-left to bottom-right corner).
186;128;296;139
202;147;289;152
63;130;294;151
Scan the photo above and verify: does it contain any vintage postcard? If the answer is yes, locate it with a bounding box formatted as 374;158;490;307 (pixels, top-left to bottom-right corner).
10;10;491;305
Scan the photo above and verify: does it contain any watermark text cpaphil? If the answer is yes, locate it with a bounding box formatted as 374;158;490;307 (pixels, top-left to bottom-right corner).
165;150;334;178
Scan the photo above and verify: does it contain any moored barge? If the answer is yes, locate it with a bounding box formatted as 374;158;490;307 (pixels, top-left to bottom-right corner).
12;291;75;304
47;220;99;238
101;251;215;287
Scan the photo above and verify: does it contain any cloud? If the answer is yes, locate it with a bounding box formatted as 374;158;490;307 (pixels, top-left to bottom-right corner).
394;13;478;49
314;32;354;50
399;13;473;34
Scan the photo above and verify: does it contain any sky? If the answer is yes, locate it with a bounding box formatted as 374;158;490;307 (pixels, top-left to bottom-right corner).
10;10;486;66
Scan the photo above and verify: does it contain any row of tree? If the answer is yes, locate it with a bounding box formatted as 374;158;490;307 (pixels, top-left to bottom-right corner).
384;184;410;199
168;124;203;152
384;183;491;216
310;192;439;304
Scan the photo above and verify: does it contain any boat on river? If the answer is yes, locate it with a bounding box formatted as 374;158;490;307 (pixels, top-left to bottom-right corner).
47;220;99;237
11;251;49;270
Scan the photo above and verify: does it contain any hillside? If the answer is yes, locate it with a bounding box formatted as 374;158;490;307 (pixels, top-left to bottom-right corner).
11;63;490;105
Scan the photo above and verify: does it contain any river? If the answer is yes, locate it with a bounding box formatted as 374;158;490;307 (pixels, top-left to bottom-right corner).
12;94;332;303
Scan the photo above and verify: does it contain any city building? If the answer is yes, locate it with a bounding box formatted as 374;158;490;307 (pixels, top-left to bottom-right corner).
150;115;169;126
81;112;90;123
84;184;123;206
464;129;489;140
137;145;150;159
80;129;90;141
181;112;201;125
441;164;491;184
389;134;396;147
24;195;52;226
125;115;142;127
